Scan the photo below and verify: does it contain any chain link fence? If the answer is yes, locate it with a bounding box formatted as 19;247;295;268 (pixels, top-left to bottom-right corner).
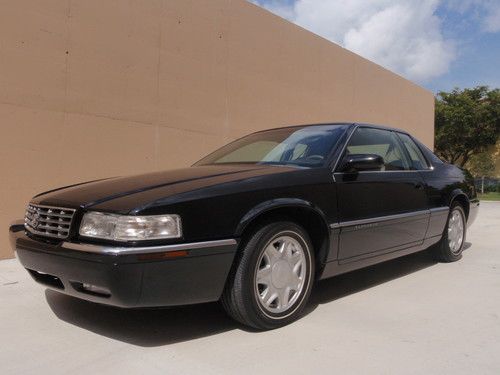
474;177;500;193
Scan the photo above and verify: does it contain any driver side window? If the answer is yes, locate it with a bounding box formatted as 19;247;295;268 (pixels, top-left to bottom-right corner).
345;128;410;171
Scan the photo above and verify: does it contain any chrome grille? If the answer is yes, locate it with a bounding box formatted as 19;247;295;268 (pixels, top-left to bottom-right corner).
24;204;76;239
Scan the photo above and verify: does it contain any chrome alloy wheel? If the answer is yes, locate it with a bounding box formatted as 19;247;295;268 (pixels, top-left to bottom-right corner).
254;234;307;315
448;208;465;254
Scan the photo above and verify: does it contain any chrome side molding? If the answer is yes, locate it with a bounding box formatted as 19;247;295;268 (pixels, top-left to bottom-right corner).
429;207;450;213
330;207;449;229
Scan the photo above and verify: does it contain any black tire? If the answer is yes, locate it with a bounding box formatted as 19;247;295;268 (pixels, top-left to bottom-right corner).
221;221;315;330
432;202;467;262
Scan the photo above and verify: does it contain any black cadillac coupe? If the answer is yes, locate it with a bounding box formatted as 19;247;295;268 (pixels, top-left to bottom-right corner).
10;123;479;329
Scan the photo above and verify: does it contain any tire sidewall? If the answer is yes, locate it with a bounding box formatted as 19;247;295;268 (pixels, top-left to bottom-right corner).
241;222;315;328
443;203;466;260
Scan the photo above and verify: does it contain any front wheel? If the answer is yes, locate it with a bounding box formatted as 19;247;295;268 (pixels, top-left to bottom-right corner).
432;203;467;262
222;221;315;330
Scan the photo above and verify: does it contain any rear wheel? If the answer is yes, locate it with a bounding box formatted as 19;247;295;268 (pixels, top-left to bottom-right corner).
433;203;467;262
222;221;314;330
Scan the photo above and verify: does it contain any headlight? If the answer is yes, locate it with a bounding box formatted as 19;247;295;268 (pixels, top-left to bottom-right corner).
79;212;182;241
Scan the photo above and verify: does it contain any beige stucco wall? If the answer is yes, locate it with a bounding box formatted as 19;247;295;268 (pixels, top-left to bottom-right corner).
0;0;434;259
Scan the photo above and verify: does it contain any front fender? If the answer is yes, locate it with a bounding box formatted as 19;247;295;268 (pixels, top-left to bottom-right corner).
235;198;329;237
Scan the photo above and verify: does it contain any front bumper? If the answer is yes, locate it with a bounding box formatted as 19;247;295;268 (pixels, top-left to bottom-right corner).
9;222;238;308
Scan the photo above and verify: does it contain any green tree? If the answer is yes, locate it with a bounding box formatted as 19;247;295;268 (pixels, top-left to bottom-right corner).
435;86;500;167
468;152;495;194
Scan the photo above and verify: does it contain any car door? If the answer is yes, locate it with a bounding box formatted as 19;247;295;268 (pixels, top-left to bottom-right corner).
333;127;430;262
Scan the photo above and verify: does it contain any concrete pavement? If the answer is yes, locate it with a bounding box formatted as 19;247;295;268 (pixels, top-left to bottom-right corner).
1;202;499;374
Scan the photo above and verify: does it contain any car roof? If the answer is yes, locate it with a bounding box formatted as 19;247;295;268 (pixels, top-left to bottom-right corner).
252;122;411;135
352;122;411;135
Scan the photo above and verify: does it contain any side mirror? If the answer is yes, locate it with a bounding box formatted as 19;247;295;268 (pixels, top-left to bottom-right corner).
341;154;384;172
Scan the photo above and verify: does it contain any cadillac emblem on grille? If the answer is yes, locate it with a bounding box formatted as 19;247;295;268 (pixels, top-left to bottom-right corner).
31;211;40;229
24;204;76;239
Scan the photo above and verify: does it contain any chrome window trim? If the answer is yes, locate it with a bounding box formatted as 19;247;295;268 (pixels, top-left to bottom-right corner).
334;169;434;175
61;238;237;255
331;125;436;173
330;207;449;229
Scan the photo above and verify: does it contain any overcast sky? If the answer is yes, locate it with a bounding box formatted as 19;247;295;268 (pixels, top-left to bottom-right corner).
251;0;500;93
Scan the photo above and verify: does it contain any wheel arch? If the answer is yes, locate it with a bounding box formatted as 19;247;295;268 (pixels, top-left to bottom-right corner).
449;189;470;219
235;199;331;272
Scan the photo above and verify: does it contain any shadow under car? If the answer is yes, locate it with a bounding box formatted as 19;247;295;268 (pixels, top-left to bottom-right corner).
45;245;471;347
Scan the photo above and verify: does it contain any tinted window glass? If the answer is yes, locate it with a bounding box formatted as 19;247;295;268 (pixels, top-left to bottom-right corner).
214;141;279;164
196;125;348;168
397;133;429;170
345;128;410;171
414;138;444;165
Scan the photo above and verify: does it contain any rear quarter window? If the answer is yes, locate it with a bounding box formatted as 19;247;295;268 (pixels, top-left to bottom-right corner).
397;133;429;170
413;138;444;166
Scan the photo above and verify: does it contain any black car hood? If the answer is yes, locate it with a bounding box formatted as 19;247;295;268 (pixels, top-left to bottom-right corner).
32;164;300;213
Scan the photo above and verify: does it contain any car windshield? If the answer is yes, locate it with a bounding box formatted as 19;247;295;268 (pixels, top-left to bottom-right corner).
195;124;349;168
